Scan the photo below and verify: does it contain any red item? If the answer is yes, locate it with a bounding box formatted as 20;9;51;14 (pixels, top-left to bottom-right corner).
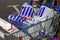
8;24;13;31
0;26;2;28
19;36;22;40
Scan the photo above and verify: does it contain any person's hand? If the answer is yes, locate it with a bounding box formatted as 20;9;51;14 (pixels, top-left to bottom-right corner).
33;0;39;4
33;0;39;2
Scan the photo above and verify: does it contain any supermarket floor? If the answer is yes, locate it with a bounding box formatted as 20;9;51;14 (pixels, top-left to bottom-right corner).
0;0;29;18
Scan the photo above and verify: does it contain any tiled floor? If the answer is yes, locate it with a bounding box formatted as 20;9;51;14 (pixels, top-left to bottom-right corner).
0;0;29;18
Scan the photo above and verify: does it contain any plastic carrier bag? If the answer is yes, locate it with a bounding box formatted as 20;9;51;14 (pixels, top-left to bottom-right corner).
7;3;58;40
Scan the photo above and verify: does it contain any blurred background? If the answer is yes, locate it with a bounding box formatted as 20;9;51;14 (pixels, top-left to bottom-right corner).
0;0;29;17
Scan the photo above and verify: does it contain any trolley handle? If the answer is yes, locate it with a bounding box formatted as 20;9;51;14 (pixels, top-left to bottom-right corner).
30;0;33;5
29;0;60;13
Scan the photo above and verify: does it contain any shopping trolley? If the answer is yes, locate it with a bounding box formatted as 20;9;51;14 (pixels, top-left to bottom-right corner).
2;4;60;40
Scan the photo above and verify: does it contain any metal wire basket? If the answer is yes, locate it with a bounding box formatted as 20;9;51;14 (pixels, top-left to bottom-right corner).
0;3;60;40
1;11;59;40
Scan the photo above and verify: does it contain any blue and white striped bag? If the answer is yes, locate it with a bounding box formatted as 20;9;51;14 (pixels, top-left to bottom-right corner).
38;7;45;17
19;3;34;20
8;14;26;23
